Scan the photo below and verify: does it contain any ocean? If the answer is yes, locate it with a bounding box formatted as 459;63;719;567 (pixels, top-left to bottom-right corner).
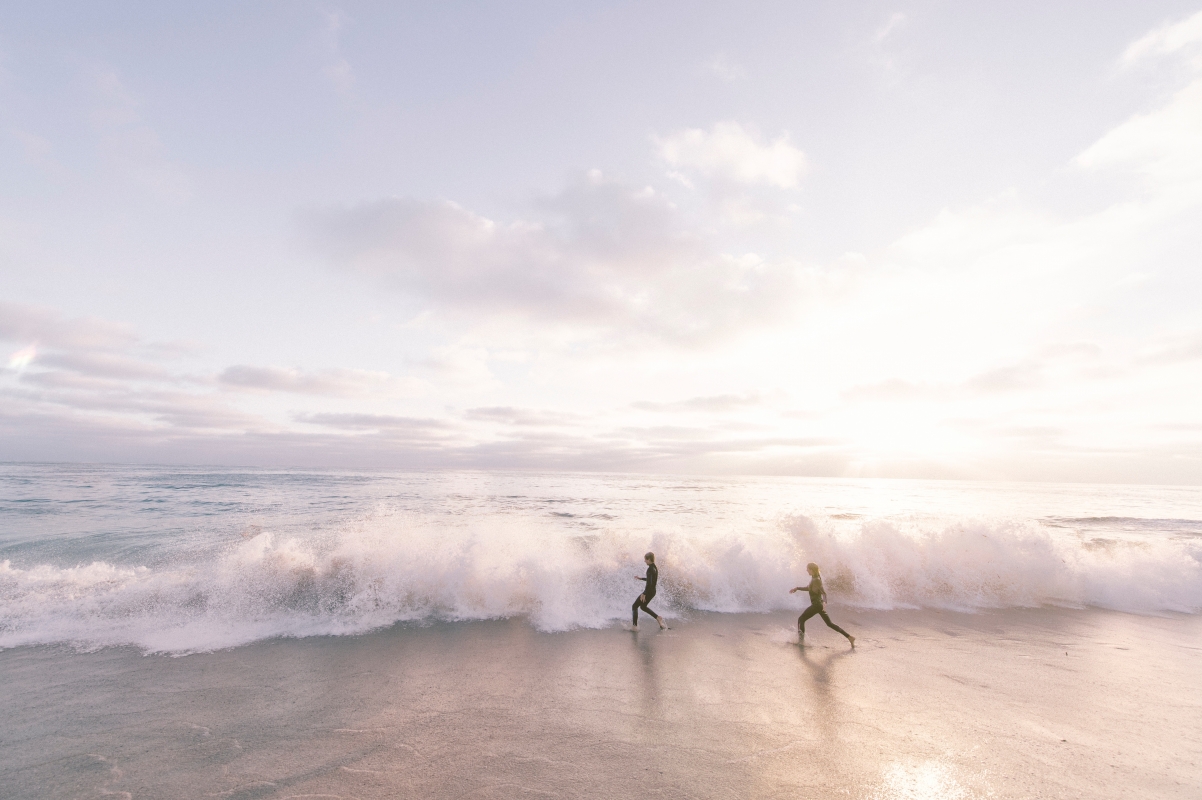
2;464;1200;799
2;463;1200;653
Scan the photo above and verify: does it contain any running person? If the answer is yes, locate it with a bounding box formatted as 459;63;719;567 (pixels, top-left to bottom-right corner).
632;552;667;629
790;562;854;647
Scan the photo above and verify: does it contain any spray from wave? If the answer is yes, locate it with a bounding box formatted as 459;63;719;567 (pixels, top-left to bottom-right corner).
1;512;1198;653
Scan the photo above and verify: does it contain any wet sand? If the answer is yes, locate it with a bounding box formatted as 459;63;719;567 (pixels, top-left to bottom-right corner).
1;608;1199;799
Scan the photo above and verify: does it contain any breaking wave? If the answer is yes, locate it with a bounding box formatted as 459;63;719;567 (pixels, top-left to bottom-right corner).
2;512;1199;654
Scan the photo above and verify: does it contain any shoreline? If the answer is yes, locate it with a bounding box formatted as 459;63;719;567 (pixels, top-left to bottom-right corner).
2;607;1199;799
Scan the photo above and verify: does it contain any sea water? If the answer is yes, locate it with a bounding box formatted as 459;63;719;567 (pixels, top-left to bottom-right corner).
1;463;1200;654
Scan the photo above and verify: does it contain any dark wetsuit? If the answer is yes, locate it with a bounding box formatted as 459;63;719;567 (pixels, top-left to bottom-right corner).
633;563;660;625
798;576;851;639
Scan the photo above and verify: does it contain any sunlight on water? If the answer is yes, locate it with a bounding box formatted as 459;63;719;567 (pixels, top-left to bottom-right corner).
873;761;969;800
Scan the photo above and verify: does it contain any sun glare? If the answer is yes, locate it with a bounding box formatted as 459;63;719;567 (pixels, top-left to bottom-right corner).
7;344;36;372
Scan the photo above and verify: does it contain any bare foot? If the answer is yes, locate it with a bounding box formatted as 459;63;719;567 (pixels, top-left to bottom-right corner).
657;618;668;630
848;635;856;648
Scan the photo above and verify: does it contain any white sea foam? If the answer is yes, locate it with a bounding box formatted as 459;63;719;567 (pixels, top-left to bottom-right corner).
1;511;1198;654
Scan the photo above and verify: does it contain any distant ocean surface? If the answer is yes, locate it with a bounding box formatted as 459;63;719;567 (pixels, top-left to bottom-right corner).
2;463;1200;654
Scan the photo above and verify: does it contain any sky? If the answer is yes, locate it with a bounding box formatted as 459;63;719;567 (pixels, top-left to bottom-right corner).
2;1;1202;483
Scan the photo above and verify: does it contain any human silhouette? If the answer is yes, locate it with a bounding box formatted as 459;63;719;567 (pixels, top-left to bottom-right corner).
632;552;667;629
790;562;854;647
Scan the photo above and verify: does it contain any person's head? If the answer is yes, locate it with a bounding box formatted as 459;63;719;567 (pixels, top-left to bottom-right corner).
806;562;820;577
645;552;655;564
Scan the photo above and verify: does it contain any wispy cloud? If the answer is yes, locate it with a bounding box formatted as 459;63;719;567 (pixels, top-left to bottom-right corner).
655;122;807;189
874;12;907;44
704;54;747;84
463;407;580;426
631;394;761;413
0;301;139;351
218;365;419;397
296;413;451;435
319;7;356;97
1121;9;1202;69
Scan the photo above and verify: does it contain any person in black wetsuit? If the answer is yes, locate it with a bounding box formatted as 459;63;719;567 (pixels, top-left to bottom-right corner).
790;562;854;647
632;552;667;629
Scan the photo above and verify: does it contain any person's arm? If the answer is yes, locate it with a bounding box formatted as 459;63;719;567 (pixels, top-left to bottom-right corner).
635;575;647;581
789;580;813;594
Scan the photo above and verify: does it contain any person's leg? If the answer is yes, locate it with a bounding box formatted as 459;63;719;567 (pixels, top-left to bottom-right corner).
636;594;665;628
632;596;642;626
798;605;819;637
818;609;853;641
643;601;660;623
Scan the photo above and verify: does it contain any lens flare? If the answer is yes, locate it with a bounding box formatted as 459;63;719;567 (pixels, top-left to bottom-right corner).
7;344;36;371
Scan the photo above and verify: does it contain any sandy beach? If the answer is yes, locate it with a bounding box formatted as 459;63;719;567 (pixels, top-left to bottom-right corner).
3;607;1198;799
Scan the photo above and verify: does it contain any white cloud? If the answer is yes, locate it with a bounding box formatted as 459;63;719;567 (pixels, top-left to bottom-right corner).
5;8;1202;482
303;174;802;343
1075;78;1202;185
655;122;807;189
1121;9;1202;68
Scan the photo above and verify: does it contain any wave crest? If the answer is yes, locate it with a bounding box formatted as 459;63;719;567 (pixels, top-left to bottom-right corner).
1;512;1198;653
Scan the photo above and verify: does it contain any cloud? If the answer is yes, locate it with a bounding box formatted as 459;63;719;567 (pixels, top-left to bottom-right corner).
705;54;747;83
841;379;933;403
6;11;1202;484
296;413;451;435
2;377;261;432
7;343;36;371
37;351;170;381
1121;9;1202;68
218;365;412;396
963;363;1043;393
1136;330;1202;365
655;122;807;189
874;12;907;44
631;393;761;413
303;173;802;343
463;406;579;426
0;301;179;386
1075;78;1202;185
0;301;139;350
319;8;356;97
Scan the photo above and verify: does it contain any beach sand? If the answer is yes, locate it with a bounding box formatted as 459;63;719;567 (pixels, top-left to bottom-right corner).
2;608;1199;799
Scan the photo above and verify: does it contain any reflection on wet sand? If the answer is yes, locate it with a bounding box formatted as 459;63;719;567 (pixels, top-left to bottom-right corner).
797;644;855;741
871;760;970;800
629;627;664;717
1;609;1197;799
